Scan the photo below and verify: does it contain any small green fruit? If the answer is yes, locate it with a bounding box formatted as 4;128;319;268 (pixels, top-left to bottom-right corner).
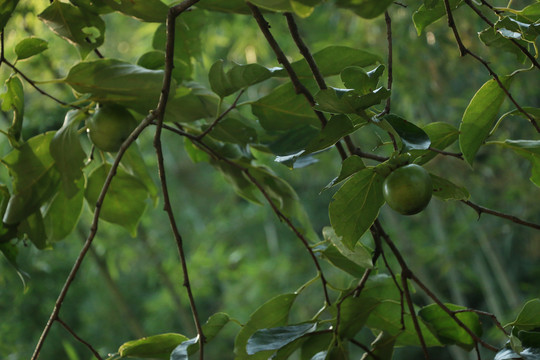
87;104;137;152
383;164;432;215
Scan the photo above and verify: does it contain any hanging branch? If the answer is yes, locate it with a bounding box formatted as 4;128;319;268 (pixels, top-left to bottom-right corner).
383;11;393;116
153;1;206;358
442;0;540;133
57;317;103;360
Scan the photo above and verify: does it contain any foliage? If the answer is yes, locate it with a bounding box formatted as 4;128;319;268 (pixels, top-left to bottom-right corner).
1;0;540;359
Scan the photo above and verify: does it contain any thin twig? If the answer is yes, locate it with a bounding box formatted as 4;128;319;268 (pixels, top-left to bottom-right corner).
383;11;393;115
462;200;540;230
454;309;509;336
2;59;79;109
352;148;389;162
442;0;540;133
153;2;206;359
196;89;245;140
428;147;463;159
57;317;103;360
350;339;382;360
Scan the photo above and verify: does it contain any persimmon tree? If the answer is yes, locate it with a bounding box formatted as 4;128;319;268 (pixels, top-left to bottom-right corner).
1;0;540;359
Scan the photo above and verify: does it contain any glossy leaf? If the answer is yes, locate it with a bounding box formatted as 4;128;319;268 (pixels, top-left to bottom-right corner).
304;115;356;153
300;332;333;360
459;75;513;165
362;332;396;360
335;0;394;19
38;1;105;58
419;303;482;350
247;322;317;354
0;0;19;29
120;144;159;206
50;110;87;197
14;37;48;60
1;132;60;225
251;81;320;131
322;226;372;269
384;114;431;152
431;174;469;201
275;46;381;78
479;27;528;62
338;296;380;338
1;75;24;146
203;313;230;342
118;333;189;359
84;163;148;236
494;347;540;360
234;293;298;359
204;117;258;145
329;168;385;249
413;0;462;35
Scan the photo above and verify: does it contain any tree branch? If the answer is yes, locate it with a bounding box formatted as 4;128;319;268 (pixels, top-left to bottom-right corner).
57;317;103;360
462;200;540;230
196;89;244;140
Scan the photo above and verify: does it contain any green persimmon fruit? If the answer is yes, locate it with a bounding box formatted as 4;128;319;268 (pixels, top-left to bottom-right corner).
382;164;432;215
87;104;137;152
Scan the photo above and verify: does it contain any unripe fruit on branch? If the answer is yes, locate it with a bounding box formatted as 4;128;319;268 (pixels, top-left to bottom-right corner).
87;104;137;152
382;164;432;215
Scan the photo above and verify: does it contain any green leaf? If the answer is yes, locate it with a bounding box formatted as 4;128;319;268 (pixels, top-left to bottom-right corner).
170;337;199;360
495;17;540;42
329;168;384;248
0;0;19;29
275;46;381;78
384;114;431;152
234;293;298;359
137;50;165;70
507;299;540;331
300;332;333;360
50;110;87;198
324;155;366;190
1;75;24;146
1;132;60;225
338;296;380;338
63;58;165;114
38;1;105;58
93;0;168;22
118;333;189;359
335;0;394;19
459;75;513;165
251;81;320;131
494;140;540;187
84;163;148;236
202;313;230;342
322;226;372;268
410;122;459;165
209;60;275;98
314;87;390;114
519;330;540;349
341;65;385;95
419;303;482;350
413;0;462;35
14;37;48;60
431;174;470;201
494;347;540;360
43;179;84;242
247;323;317;355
